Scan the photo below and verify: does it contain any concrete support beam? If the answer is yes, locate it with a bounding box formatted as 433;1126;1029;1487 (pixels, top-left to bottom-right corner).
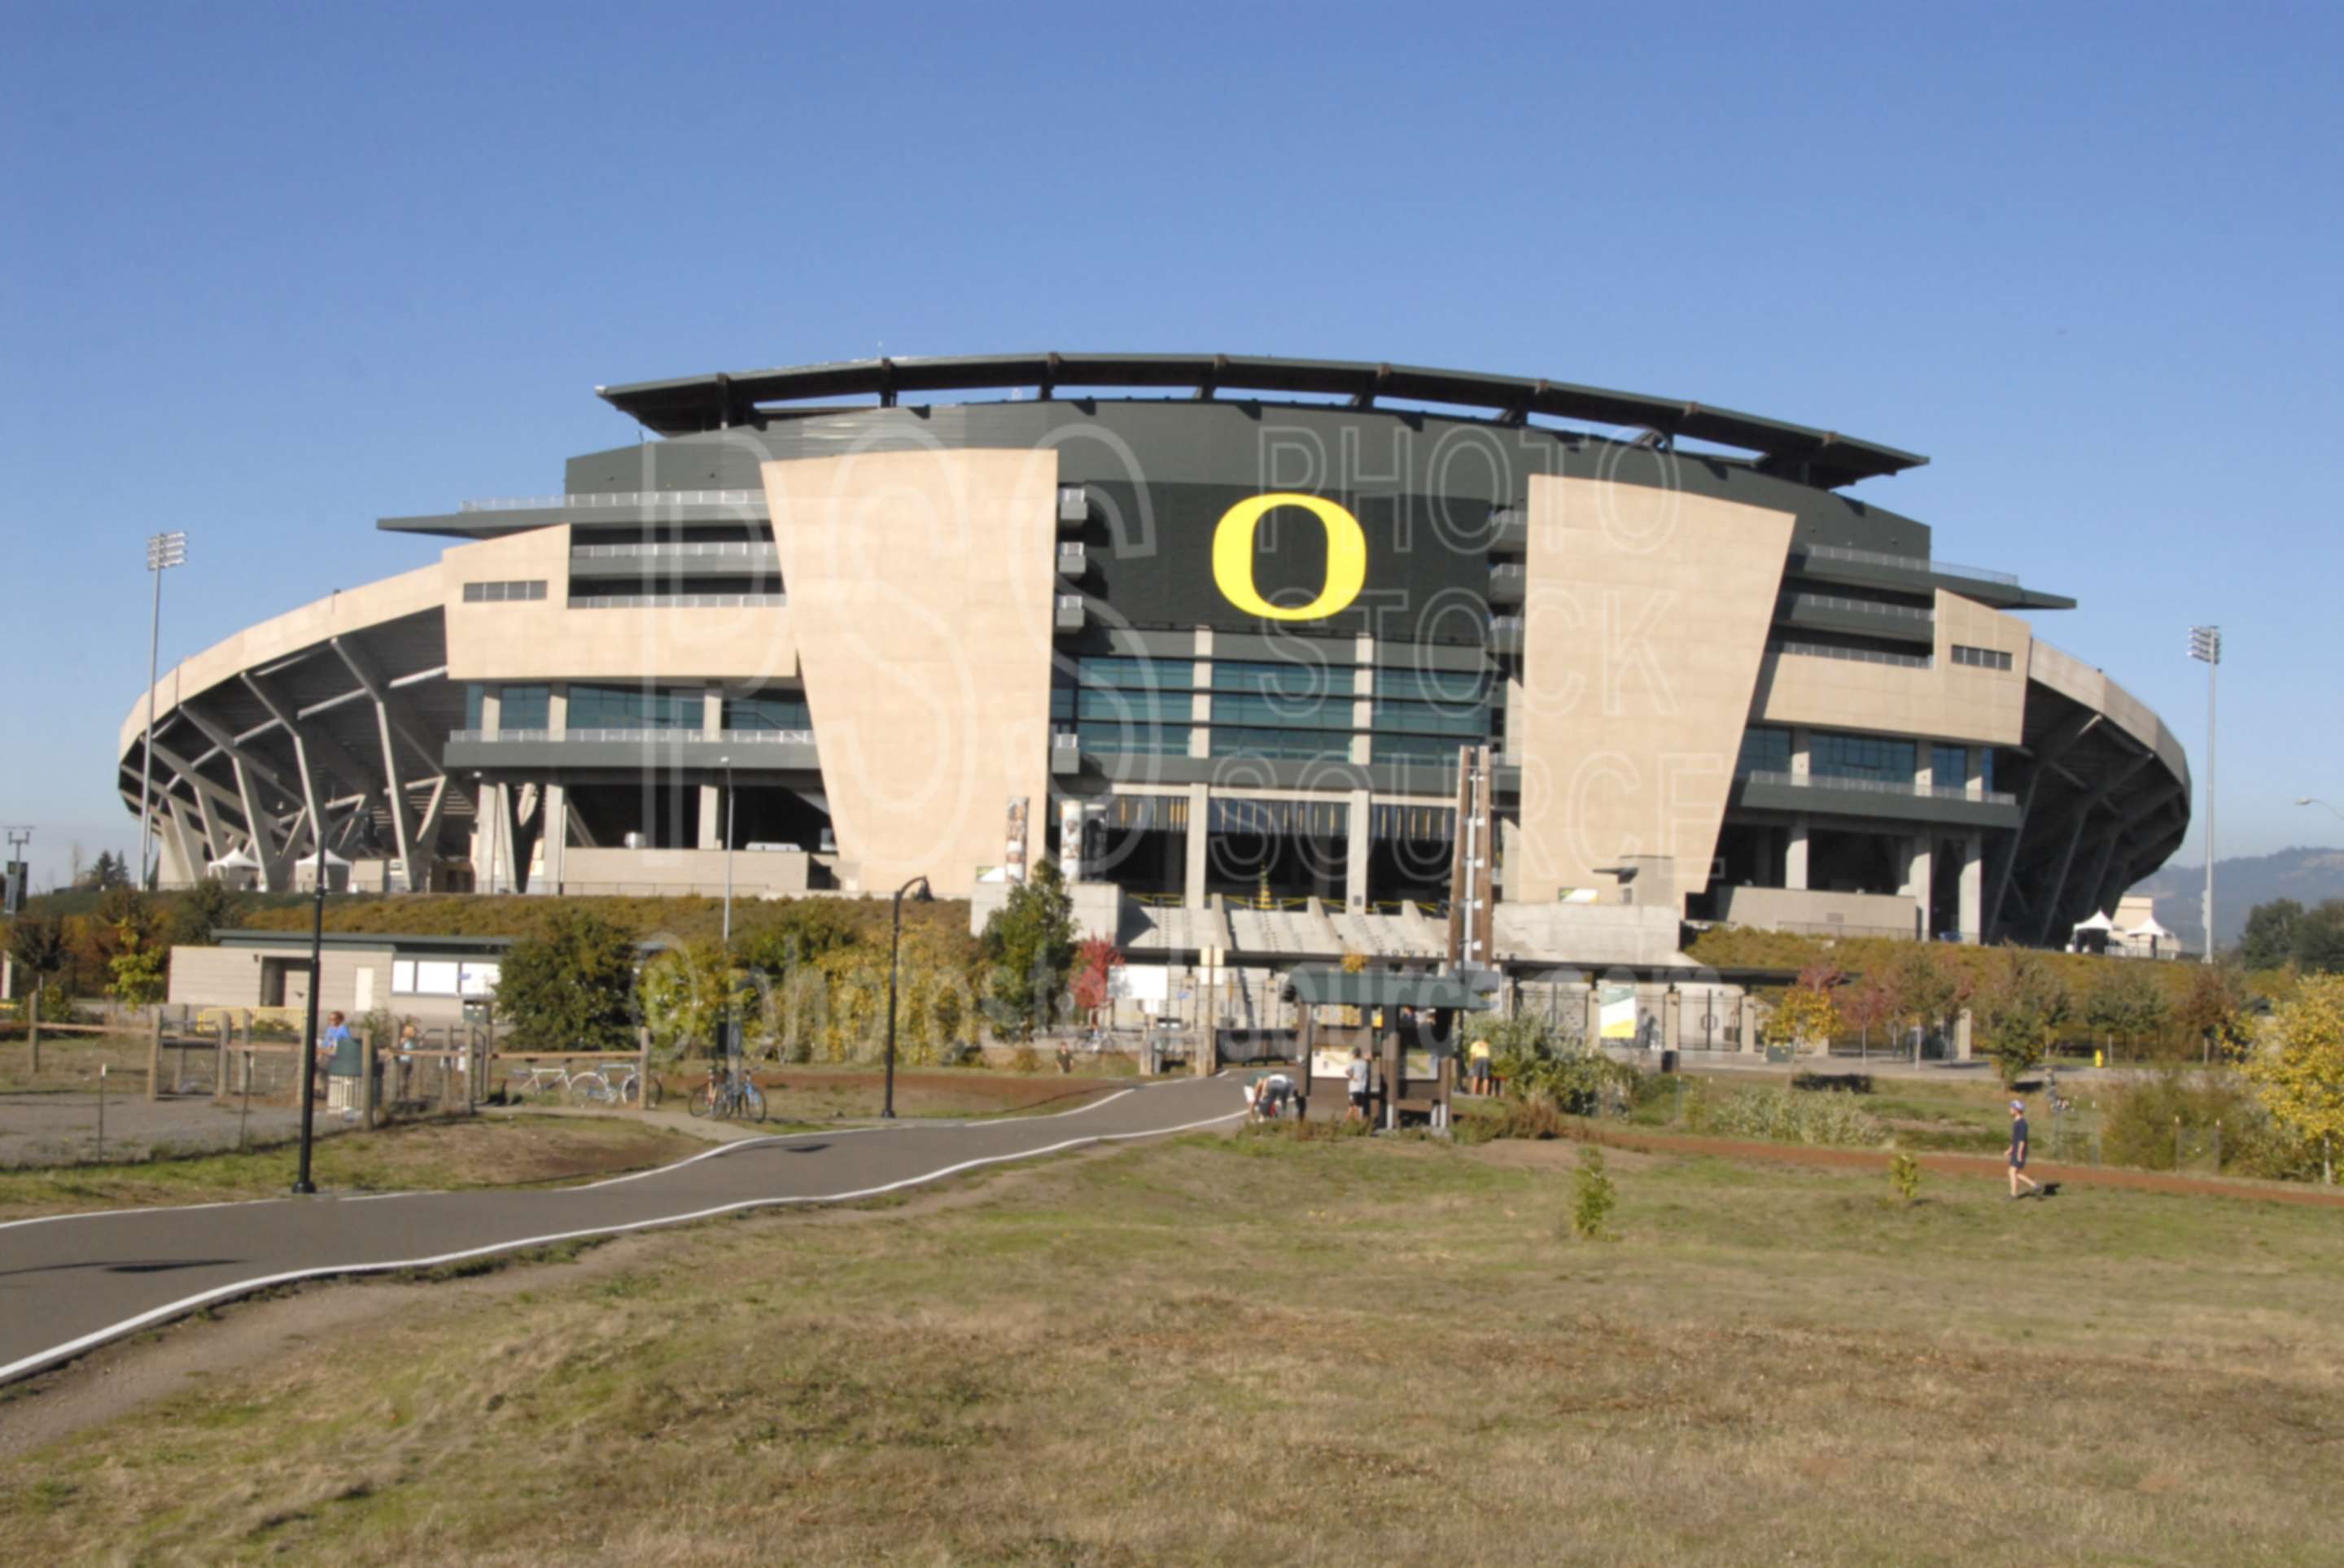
1959;832;1984;943
1183;781;1210;910
700;691;725;850
1345;788;1371;911
1785;816;1810;891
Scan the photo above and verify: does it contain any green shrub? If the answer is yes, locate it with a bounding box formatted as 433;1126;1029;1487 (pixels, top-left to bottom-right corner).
1570;1147;1617;1241
1890;1151;1922;1205
1684;1084;1887;1147
2100;1067;2319;1178
1009;1043;1043;1075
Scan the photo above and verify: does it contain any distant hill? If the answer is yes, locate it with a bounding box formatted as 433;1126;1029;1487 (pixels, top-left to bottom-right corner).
2128;845;2344;954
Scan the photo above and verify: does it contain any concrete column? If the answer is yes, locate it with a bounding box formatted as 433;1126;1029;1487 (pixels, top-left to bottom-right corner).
1790;727;1813;777
1345;788;1372;911
543;784;568;893
1581;985;1600;1046
1785;816;1810;891
699;692;724;850
1903;836;1934;938
1958;832;1984;942
1967;748;1988;799
1183;781;1210;910
1663;988;1681;1055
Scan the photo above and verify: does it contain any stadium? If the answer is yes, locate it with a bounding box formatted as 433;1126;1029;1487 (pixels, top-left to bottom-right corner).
118;352;2190;985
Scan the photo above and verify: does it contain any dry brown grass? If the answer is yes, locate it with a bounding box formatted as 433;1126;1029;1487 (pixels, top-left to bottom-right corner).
0;1115;704;1221
2;1134;2340;1563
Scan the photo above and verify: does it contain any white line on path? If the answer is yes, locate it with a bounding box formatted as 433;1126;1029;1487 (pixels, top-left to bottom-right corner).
0;1098;1243;1387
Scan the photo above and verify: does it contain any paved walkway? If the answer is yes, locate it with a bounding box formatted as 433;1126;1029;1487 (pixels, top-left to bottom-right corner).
0;1076;1243;1386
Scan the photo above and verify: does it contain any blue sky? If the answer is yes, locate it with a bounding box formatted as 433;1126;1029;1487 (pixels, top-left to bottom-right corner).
3;2;2338;889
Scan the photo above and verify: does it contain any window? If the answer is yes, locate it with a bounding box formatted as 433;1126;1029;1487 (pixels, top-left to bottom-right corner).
1209;727;1353;762
1078;657;1193;691
1811;732;1917;786
1931;744;1968;788
1213;658;1346;701
566;684;700;731
501;684;550;731
1077;722;1192;756
1737;727;1792;776
1951;644;2013;671
722;692;812;732
461;579;547;604
391;959;501;996
1216;691;1350;731
465;683;486;731
1375;666;1489;705
1371;698;1489;740
1372;732;1470;764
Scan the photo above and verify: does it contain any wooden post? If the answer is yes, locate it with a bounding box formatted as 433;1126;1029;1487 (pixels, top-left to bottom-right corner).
360;1026;378;1129
146;1006;164;1103
638;1028;652;1112
25;989;38;1077
214;1015;231;1104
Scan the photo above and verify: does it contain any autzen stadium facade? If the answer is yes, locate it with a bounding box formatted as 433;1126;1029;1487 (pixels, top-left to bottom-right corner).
120;352;2189;975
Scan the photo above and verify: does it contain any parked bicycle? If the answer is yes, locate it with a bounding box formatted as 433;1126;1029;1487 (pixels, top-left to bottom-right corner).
569;1063;664;1109
688;1063;767;1123
504;1062;577;1101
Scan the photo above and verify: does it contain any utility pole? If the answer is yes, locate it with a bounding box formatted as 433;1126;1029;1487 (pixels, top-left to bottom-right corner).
2189;626;2221;963
138;531;188;891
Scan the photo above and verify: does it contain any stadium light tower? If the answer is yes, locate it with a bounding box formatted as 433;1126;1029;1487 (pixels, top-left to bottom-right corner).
137;531;188;891
2189;626;2221;963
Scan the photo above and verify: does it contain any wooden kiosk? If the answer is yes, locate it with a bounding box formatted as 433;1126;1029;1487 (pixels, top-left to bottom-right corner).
1285;970;1494;1131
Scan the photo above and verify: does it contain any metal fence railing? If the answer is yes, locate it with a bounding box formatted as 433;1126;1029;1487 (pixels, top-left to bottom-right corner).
450;727;815;745
1795;541;2019;587
461;490;761;513
1741;769;2019;807
569;592;787;609
1779;592;1935;622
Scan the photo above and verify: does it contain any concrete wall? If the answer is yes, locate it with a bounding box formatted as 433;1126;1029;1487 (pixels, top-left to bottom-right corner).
1509;473;1795;904
168;944;399;1020
765;448;1060;898
556;845;812;897
440;525;799;686
1711;884;1923;939
1752;589;2030;747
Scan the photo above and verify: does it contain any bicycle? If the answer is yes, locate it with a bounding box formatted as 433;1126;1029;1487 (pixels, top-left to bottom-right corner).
687;1062;766;1123
504;1062;575;1102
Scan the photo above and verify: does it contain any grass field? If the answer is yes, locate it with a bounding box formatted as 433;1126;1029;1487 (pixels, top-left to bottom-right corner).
0;1116;704;1221
3;1128;2337;1563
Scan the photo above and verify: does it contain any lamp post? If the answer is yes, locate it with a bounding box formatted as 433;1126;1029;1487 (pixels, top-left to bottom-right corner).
718;757;734;946
883;874;932;1119
293;823;326;1195
138;531;187;891
2189;626;2220;963
2298;797;2344;825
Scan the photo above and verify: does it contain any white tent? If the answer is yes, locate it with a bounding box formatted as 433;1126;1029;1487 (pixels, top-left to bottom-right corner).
2123;912;2173;940
2072;909;2117;933
206;845;263;890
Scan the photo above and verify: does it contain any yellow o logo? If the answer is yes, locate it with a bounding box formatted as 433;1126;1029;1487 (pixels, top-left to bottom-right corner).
1211;492;1367;622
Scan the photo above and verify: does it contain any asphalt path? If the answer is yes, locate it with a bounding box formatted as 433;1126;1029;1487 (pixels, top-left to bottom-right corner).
0;1075;1244;1387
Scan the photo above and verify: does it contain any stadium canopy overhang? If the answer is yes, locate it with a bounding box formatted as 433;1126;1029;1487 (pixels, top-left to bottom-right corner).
596;352;1928;490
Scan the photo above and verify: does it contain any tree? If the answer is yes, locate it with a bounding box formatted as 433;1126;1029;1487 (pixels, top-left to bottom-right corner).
82;850;129;892
2176;963;2252;1063
1071;937;1124;1024
2084;963;2167;1059
171;878;244;949
107;921;168;1008
2292;900;2344;976
1894;946;1966;1059
8;913;68;1001
1764;961;1843;1055
2242;972;2344;1185
638;940;749;1059
493;906;640;1052
2240;898;2304;971
977;860;1077;1042
1840;967;1904;1059
1974;948;2070;1087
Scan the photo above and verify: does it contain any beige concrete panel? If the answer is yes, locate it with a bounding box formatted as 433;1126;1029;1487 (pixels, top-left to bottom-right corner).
119;564;448;756
1752;590;2029;746
763;448;1060;898
1712;885;1922;940
2028;638;2191;785
557;845;811;897
440;526;798;686
1510;474;1795;904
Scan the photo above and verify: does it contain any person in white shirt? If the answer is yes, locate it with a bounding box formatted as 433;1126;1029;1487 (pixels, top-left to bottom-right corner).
1345;1047;1371;1125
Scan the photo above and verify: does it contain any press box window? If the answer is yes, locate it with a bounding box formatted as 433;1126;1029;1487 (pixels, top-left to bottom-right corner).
461;579;548;603
391;959;501;996
1950;644;2013;671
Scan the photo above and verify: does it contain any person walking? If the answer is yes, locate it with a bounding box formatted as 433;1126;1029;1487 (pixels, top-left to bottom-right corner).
2007;1097;2042;1199
1345;1046;1371;1125
1467;1035;1493;1095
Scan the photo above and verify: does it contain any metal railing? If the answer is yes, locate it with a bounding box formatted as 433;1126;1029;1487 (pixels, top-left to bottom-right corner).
1742;768;2018;806
460;490;762;513
1779;592;1933;622
1056;594;1084;609
1794;542;2018;587
569;592;787;609
451;727;816;745
1768;638;1932;670
571;540;777;559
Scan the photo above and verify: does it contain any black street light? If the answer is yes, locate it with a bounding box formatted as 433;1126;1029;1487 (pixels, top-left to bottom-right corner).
293;823;326;1195
883;873;932;1119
